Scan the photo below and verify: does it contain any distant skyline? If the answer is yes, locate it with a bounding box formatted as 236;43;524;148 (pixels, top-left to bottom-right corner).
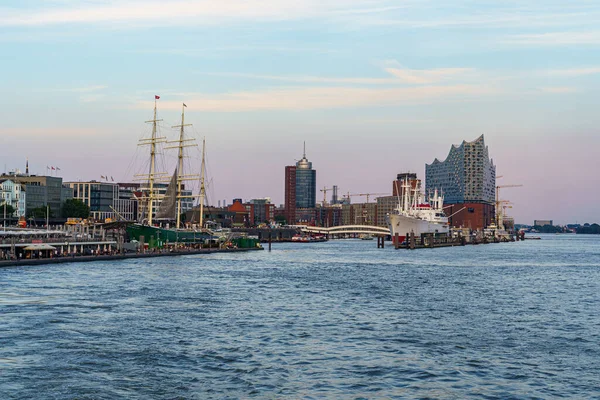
1;0;599;224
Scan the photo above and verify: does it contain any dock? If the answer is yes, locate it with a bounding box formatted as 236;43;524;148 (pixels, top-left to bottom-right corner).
0;247;262;268
377;231;520;250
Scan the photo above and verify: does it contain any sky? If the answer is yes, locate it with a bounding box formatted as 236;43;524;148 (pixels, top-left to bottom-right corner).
1;0;599;224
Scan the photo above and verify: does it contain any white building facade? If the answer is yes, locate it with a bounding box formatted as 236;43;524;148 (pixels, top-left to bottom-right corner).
0;179;27;217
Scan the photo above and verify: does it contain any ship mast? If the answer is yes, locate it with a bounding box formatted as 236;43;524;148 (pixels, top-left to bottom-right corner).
199;137;206;229
138;96;166;226
169;103;196;229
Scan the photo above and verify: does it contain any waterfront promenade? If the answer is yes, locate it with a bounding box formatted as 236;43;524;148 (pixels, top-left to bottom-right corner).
0;247;262;268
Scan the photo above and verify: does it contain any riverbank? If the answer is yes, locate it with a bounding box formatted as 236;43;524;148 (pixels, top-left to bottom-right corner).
0;246;263;268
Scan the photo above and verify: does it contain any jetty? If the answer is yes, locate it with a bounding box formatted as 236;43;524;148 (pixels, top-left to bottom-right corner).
376;230;523;250
0;246;261;268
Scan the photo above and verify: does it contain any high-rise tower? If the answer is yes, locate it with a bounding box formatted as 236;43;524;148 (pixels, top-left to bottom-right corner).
295;142;316;209
284;142;317;223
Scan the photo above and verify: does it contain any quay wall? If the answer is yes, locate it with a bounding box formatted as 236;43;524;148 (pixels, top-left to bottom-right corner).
0;247;262;269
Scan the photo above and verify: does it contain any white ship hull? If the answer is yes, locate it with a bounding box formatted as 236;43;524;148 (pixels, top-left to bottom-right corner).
387;213;449;243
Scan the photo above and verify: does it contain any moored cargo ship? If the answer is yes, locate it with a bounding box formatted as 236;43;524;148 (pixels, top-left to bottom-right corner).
386;179;449;244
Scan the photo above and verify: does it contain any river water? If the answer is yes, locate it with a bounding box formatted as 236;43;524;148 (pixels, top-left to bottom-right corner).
1;234;599;399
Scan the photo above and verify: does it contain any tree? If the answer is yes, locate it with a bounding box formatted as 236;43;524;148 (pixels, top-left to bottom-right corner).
274;214;287;225
1;202;15;218
28;206;53;219
533;224;564;234
62;199;90;218
577;223;600;234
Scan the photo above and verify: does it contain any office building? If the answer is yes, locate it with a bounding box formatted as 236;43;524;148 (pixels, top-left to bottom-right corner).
244;198;275;226
376;196;397;227
1;173;73;217
284;166;296;224
284;143;316;224
67;181;140;221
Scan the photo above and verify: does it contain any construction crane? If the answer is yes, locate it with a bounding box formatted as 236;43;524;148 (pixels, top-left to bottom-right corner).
346;192;388;204
496;184;522;229
320;186;334;207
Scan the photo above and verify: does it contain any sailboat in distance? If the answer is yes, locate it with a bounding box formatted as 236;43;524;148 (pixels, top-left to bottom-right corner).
126;97;211;246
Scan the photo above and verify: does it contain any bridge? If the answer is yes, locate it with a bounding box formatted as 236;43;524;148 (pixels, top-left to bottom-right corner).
296;225;390;236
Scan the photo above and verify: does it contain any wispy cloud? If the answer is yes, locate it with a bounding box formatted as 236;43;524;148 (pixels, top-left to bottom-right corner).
202;64;476;86
0;0;383;27
5;0;598;32
56;85;108;93
132;46;341;57
200;71;400;85
546;67;600;76
135;84;499;112
505;31;600;46
384;66;474;84
539;87;580;94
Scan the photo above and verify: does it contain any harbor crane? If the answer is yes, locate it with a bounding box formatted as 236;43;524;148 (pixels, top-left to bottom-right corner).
320;186;334;207
496;184;522;229
346;192;388;204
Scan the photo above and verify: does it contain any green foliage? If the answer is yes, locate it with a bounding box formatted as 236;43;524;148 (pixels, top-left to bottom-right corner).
61;199;90;218
28;206;53;219
533;224;564;234
274;214;287;225
1;202;15;217
577;223;600;234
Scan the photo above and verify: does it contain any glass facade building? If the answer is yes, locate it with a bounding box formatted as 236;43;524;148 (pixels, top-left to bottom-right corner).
295;155;316;209
284;146;317;223
425;135;496;204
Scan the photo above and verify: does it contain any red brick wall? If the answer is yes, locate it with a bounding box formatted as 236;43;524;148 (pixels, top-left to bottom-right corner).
284;166;296;223
445;203;495;230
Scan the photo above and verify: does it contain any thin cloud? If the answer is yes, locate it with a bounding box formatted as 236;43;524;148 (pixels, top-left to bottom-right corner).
58;85;108;93
200;72;403;85
0;0;386;27
384;67;474;84
546;67;600;76
134;84;499;112
201;65;476;86
539;87;580;94
505;31;600;45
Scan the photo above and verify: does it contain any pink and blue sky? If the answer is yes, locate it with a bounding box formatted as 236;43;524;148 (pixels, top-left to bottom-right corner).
1;0;599;224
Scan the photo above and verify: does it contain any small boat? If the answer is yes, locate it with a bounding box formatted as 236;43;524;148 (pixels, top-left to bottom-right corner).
360;234;374;240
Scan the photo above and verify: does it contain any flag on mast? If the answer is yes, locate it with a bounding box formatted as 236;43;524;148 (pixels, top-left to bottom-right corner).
155;95;160;100
183;103;187;107
51;166;55;170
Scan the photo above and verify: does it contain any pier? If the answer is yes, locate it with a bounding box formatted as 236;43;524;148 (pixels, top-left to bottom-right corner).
381;231;518;250
0;246;262;268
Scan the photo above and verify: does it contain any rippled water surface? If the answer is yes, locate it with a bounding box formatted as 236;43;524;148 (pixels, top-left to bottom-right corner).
2;234;600;399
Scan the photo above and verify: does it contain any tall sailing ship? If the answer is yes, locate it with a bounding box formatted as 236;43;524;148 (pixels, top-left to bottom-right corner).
126;97;211;244
386;179;449;244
